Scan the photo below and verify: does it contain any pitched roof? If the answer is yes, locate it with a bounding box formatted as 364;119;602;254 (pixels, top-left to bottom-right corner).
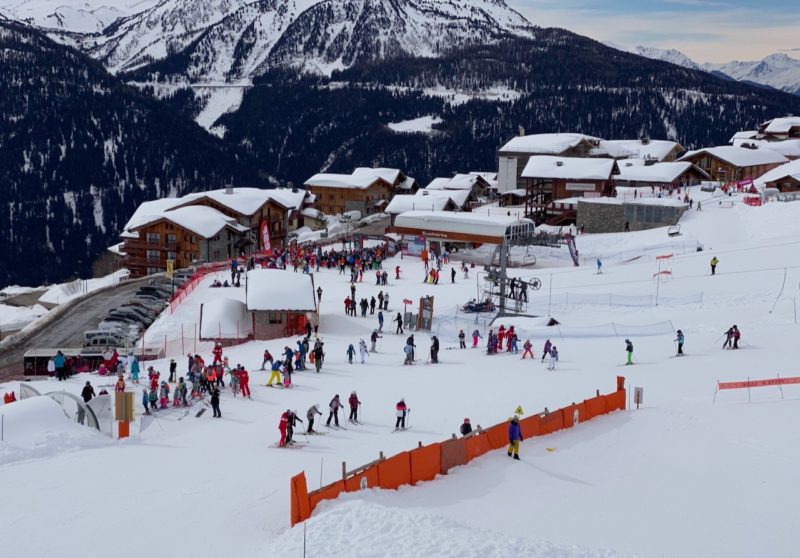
305;167;410;190
761;116;800;134
679;146;788;167
615;161;707;183
129;206;248;238
414;188;471;209
521;156;617;180
394;211;533;240
384;195;453;214
594;139;682;161
732;139;800;159
499;133;600;155
755;159;800;186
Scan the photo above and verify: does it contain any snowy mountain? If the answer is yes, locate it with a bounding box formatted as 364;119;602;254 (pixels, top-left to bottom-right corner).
629;45;800;96
0;0;159;33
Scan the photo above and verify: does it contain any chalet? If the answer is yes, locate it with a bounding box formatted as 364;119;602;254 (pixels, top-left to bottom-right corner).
733;138;800;160
246;269;318;340
425;173;491;202
123;206;249;277
520;156;618;223
614;161;709;189
384;194;458;226
758;116;800;140
304;167;418;216
755;159;800;192
678;146;788;182
595;139;684;162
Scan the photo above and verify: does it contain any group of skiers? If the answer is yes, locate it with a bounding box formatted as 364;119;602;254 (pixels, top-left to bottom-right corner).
265;337;327;388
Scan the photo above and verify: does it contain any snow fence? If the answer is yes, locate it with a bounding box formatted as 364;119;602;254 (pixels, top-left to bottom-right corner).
290;379;627;526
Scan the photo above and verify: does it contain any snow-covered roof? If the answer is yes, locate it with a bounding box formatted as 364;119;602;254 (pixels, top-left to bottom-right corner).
384;195;452;215
500;189;527;196
245;269;316;312
353;167;401;184
426;173;486;191
761;116;800;134
305;167;407;190
130;206;248;238
567;196;685;208
615;162;706;183
499;133;600;155
200;298;252;339
730;130;758;143
732;139;800;159
679;146;789;167
175;187;306;216
415;188;471;209
397;176;418;191
121;197;186;238
470;171;498;181
300;207;324;220
755;159;800;186
394;211;533;240
521;156;616;180
594;139;682;161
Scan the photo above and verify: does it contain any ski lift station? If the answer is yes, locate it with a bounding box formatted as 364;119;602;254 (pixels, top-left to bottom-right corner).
393;211;535;246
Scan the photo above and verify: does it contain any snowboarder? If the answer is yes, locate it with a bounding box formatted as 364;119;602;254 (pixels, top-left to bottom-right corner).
472;329;482;348
710;256;719;275
210;387;221;418
430;335;440;363
395;398;409;430
395;312;404;334
348;391;361;423
625;339;634;365
547;345;559;370
458;329;466;349
460;417;473;436
541;339;552;362
327;395;342;427
675;330;685;355
508;415;522;460
306;404;322;433
346;344;356;364
358;339;368;363
521;340;534;360
370;330;382;352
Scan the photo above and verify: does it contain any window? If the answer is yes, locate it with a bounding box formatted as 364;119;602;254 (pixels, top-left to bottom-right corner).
146;250;160;262
147;267;161;275
167;234;177;245
146;232;160;244
167;251;177;260
268;312;283;324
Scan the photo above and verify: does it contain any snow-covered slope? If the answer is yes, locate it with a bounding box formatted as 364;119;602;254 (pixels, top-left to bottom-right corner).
0;0;159;33
631;45;701;70
76;0;534;78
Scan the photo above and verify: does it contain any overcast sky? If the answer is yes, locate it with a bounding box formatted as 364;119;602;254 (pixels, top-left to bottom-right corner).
509;0;800;63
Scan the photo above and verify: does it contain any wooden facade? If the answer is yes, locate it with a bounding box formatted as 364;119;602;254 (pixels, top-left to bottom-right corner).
681;152;784;182
763;175;800;192
308;180;392;216
252;310;310;340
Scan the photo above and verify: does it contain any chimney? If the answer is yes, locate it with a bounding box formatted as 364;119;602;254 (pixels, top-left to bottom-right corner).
519;126;525;137
556;161;564;166
225;185;234;195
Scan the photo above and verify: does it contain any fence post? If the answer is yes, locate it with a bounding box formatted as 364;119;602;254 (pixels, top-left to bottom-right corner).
163;335;167;357
181;324;185;356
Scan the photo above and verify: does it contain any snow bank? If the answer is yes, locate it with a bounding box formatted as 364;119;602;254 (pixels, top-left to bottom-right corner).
387;115;442;134
0;303;48;330
39;269;129;305
266;500;625;558
200;297;252;339
0;397;109;465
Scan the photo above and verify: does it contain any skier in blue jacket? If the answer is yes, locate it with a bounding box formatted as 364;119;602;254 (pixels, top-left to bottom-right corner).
508;415;522;460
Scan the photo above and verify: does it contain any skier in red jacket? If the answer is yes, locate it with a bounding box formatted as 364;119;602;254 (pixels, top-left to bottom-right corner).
348;391;361;423
238;365;251;398
212;343;223;365
278;410;289;447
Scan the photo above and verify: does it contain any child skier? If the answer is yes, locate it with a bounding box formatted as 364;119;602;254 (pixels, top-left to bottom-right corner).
159;381;170;409
404;343;414;365
507;415;522;460
346;344;356;364
228;365;240;396
267;361;283;387
148;388;158;411
625;339;634;365
278;410;289;447
547;345;559;370
521;340;534;359
472;328;482;348
238;365;251;398
142;388;150;414
370;330;381;353
458;330;466;349
306;404;322;433
675;330;685;355
210;387;221;418
395;398;409;430
348;391;361;424
541;339;552;363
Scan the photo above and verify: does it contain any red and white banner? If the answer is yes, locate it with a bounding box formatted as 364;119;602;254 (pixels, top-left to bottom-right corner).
260;221;272;255
718;376;800;390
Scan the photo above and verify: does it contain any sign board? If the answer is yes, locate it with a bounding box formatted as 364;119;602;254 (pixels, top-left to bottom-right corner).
403;299;413;305
403;235;426;257
634;387;644;408
417;296;434;331
566;182;597;192
114;391;135;422
166;259;174;278
260;221;272;254
718;376;800;390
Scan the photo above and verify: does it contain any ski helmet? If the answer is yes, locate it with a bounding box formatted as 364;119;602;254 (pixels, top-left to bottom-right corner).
464;417;470;423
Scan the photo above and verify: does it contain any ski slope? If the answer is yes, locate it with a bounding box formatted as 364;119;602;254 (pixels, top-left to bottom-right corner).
1;187;799;558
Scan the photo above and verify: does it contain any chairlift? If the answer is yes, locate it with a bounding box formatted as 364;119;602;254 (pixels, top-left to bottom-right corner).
667;224;681;237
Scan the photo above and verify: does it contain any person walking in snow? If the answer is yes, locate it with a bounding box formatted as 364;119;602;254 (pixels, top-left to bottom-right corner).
370;296;376;315
210;387;221;418
521;339;534;360
430;335;440;363
507;415;522;460
395;398;409;430
458;329;466;349
313;340;325;372
541;339;552;362
358;339;368;363
306;404;322;434
625;339;634;365
327;395;342;427
383;293;390;310
460;418;473;436
81;381;95;403
472;328;482;348
348;391;361;423
674;330;685;356
317;286;323;302
370;330;382;352
395;312;404;334
141;388;150;415
451;267;456;283
710;256;719;275
169;359;177;383
130;356;140;384
547;345;559;370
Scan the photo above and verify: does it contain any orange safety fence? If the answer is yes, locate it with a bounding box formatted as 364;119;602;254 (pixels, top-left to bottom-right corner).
290;382;627;526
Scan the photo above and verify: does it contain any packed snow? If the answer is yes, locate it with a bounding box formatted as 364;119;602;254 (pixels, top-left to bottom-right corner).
2;185;800;557
387;115;442;134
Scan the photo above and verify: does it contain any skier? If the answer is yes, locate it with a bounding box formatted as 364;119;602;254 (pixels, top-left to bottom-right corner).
278;410;289;447
383;293;390;310
378;310;384;332
732;325;741;349
348;391;361;423
430;335;440;363
326;394;342;427
313;340;325;373
675;329;685;355
358;339;368;363
625;339;634;365
169;359;177;383
521;339;534;359
451;267;456;283
395;265;401;280
370;330;382;352
370;296;376;315
267;361;283;387
395;398;409;430
306;404;322;433
507;415;522;460
317;286;323;302
547;345;559;370
130;356;140;384
406;334;416;361
460;417;473;436
285;410;303;445
508;329;519;353
148;388;158;411
541;339;552;363
596;258;603;274
210;387;221;418
260;349;274;370
395;312;404;334
403;342;414;365
141;388;150;415
472;328;482;348
238;365;251;398
458;329;466;349
115;375;126;393
81;381;95;403
710;256;719;275
212;342;223;365
346;344;356;364
159;381;170;409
